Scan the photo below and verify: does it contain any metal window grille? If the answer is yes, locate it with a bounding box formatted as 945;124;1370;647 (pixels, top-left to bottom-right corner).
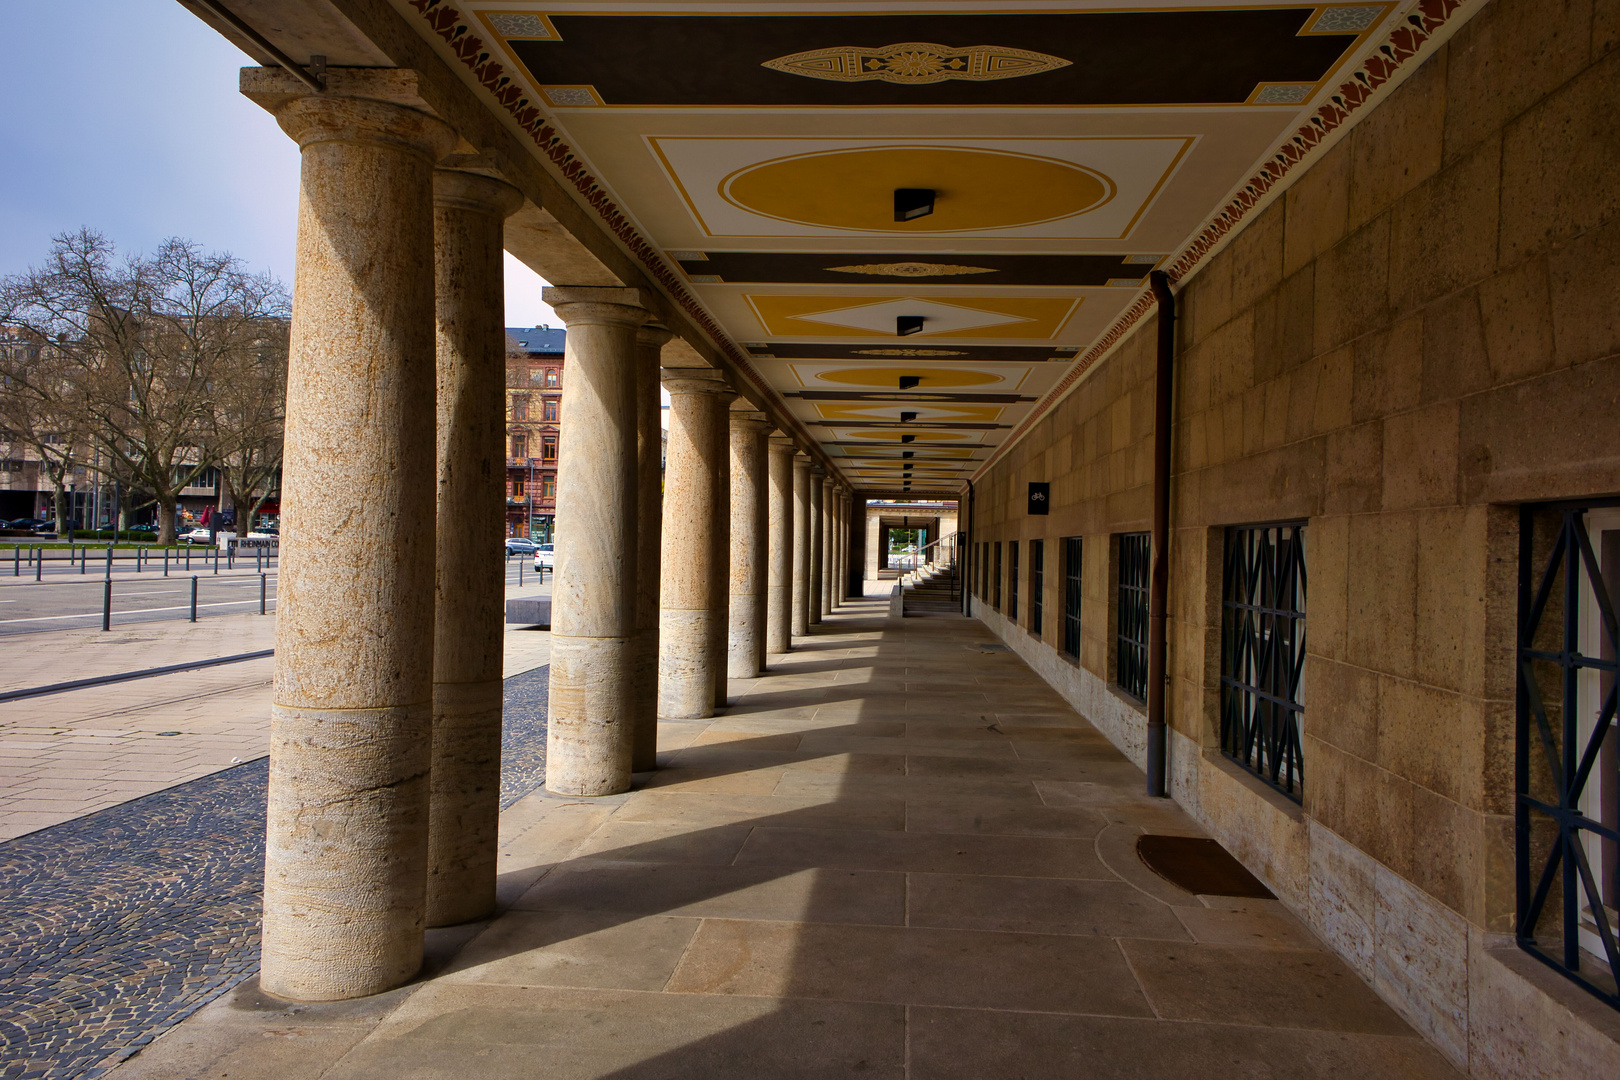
1031;539;1044;637
1063;537;1083;658
994;542;1003;610
1220;523;1307;802
1516;501;1620;1010
1009;541;1020;621
1117;532;1150;700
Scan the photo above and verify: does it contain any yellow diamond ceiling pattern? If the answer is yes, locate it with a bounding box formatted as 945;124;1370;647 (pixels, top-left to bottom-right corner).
404;1;1410;496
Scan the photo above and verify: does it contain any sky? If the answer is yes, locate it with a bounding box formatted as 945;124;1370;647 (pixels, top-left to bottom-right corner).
0;0;557;328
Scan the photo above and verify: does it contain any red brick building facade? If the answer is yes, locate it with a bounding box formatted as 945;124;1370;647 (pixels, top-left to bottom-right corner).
505;326;565;540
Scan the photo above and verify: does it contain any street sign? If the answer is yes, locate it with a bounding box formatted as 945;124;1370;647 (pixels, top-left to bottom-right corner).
1028;482;1050;515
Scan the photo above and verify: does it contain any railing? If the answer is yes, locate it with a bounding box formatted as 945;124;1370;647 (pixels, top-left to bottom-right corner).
2;540;278;580
895;532;962;604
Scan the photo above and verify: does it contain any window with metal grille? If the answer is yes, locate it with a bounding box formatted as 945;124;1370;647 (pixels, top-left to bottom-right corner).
1030;539;1044;637
1517;501;1620;1010
1220;523;1307;802
1116;532;1150;700
1063;537;1083;658
984;544;997;612
1008;541;1020;620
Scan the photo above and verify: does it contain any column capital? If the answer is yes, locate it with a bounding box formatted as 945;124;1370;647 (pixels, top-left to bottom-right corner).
768;433;798;451
544;287;653;329
433;170;523;218
661;367;734;399
265;92;458;163
810;464;827;479
637;324;675;351
729;409;773;433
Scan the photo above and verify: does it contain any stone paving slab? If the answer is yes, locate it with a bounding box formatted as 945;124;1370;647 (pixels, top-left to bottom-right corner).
105;600;1462;1079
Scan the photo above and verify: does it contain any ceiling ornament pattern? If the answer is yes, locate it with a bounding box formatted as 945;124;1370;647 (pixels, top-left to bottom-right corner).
405;0;1463;494
761;43;1072;86
827;263;998;278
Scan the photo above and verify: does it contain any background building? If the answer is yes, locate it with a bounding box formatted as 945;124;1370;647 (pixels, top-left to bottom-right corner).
504;325;564;541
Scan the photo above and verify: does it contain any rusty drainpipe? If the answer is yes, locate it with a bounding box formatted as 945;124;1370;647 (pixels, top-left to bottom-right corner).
1146;270;1177;799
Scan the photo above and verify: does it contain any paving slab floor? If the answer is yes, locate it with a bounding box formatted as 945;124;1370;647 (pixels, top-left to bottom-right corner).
113;599;1459;1079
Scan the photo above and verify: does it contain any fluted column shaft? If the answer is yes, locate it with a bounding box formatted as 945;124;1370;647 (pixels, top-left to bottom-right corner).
427;169;521;929
633;326;672;770
659;370;734;718
807;468;825;626
544;288;649;797
766;436;795;655
260;93;456;1002
728;411;771;678
791;454;812;637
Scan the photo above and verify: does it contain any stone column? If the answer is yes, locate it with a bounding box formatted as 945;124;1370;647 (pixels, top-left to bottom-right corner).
850;495;868;598
808;468;825;626
632;326;672;771
544;288;649;797
836;490;849;604
765;435;796;655
791;453;812;637
259;93;456;1002
427;169;521;929
659;369;733;718
728;410;771;678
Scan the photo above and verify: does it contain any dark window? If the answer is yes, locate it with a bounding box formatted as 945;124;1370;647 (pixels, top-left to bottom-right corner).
1063;537;1083;659
1220;523;1307;803
543;398;559;422
541;435;558;461
511;433;528;459
511;394;528;421
1009;541;1020;621
1516;501;1620;1010
545;368;560;388
1030;539;1044;637
994;542;1003;611
1116;532;1150;700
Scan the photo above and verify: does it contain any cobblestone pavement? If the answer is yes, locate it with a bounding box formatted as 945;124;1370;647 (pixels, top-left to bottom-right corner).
0;668;550;1080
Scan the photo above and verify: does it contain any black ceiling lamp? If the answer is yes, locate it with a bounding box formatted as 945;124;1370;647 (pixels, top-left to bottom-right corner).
894;188;935;222
897;375;922;390
900;411;917;423
900;433;915;443
896;316;925;337
902;451;914;459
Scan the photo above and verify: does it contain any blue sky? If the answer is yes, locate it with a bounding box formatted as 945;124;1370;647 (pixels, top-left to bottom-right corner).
1;1;555;326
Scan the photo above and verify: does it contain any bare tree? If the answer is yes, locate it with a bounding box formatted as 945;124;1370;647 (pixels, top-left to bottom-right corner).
211;316;289;530
0;230;289;544
0;328;88;532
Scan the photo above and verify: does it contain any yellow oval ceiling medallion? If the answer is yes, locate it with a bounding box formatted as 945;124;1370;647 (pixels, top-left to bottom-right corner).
817;367;1003;389
722;146;1114;232
762;43;1071;85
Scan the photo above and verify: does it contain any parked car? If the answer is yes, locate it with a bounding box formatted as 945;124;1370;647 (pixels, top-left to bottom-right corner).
506;537;538;556
532;543;554;570
8;517;50;531
179;527;214;544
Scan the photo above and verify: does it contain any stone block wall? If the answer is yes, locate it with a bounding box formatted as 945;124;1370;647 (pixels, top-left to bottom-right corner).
967;0;1620;1072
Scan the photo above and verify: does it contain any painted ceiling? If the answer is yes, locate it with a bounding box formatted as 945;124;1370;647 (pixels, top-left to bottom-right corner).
398;1;1413;496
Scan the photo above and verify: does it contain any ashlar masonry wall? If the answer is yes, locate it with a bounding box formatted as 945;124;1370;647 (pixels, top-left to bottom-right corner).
968;0;1620;1074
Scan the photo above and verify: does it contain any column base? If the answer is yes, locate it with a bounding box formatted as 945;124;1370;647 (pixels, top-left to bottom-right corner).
659;607;718;720
262;701;431;1002
546;635;635;796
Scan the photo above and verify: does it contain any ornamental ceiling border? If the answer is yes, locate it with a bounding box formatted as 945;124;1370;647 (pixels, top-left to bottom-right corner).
971;0;1469;483
403;0;847;481
403;0;1465;496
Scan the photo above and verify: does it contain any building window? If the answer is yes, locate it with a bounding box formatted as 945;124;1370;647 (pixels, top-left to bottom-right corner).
541;476;556;500
511;478;525;499
541;435;557;461
993;542;1003;611
545;368;560;388
1008;541;1020;621
529;366;545;387
511;434;528;459
980;542;988;598
1516;501;1620;1009
1116;532;1150;700
1030;539;1044;637
1063;537;1083;659
543;398;559;422
1221;523;1307;802
511;395;528;421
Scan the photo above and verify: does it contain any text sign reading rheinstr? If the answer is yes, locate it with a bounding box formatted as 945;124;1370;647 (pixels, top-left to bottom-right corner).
1028;482;1050;516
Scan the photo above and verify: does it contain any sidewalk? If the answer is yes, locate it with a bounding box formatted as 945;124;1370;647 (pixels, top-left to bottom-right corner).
0;583;553;841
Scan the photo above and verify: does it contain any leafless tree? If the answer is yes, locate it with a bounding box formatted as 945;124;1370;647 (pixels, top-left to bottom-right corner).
0;229;289;543
0;328;87;531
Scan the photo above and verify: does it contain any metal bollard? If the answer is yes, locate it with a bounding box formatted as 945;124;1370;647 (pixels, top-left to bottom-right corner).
102;578;112;632
12;547;17;576
105;545;113;579
190;575;198;622
519;559;524;587
185;546;190;572
35;549;42;581
214;547;219;575
260;572;267;615
79;544;86;574
163;548;169;577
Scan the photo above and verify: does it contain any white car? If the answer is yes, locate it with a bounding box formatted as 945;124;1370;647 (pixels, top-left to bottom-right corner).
179;527;213;544
532;543;554;570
